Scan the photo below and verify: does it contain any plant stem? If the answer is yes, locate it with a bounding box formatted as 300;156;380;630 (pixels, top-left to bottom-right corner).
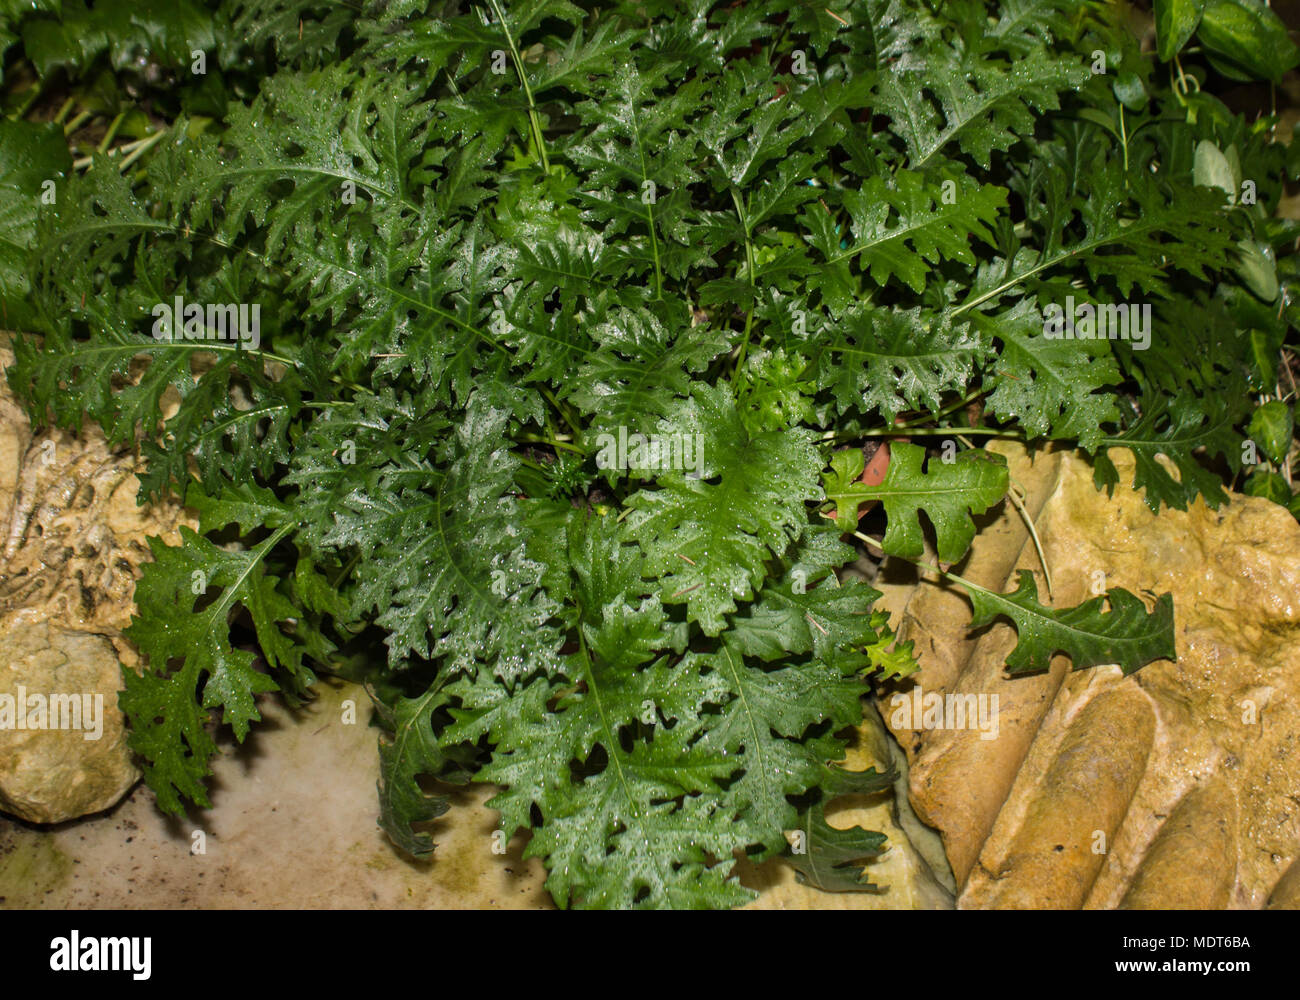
1172;53;1188;97
1119;103;1129;181
765;21;791;64
64;109;93;136
74;131;168;171
1005;485;1053;598
519;433;586;455
16;81;44;119
729;187;757;381
97;112;126;153
855;425;1023;439
487;0;551;174
629;114;664;299
539;385;582;437
116;129;166;171
850;528;985;597
895;385;990;428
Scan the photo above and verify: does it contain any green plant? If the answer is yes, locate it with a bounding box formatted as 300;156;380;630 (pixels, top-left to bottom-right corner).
3;0;1298;908
1154;0;1300;81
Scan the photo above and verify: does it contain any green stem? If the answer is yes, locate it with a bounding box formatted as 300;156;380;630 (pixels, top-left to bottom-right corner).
1171;54;1189;106
52;97;75;125
952;213;1177;316
733;308;754;378
539;385;582;437
71;322;309;380
625;104;663;299
487;0;551;174
642;182;664;300
1119;103;1129;182
573;625;641;821
299;400;356;410
855;425;1023;439
116;129;166;172
97;112;126;154
896;385;992;428
765;21;791;64
730;187;757;381
76;131;168;171
64;109;93;136
16;80;44;119
519;433;586;455
852;529;985;596
329;551;362;590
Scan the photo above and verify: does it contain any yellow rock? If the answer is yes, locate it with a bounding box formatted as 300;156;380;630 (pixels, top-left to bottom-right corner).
0;623;137;824
876;442;1300;909
0;346;193;823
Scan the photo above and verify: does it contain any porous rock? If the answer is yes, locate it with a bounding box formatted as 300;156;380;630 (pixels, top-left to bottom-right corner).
0;622;137;823
0;345;194;823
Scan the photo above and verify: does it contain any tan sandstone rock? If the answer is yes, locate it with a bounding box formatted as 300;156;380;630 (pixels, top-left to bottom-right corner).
0;344;194;823
0;623;137;823
876;442;1300;909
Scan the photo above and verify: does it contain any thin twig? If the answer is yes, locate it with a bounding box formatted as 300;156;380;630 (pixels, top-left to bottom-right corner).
97;112;126;154
1006;484;1053;599
63;109;93;136
51;97;75;126
116;130;166;171
72;131;167;171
